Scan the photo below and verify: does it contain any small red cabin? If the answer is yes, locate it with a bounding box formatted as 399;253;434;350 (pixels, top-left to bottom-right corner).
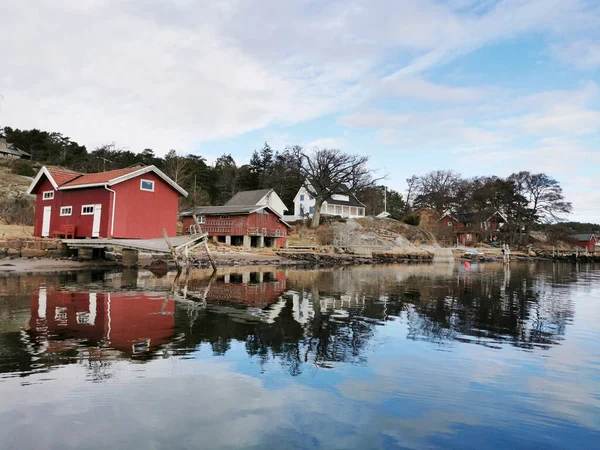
572;234;597;252
180;205;290;248
27;165;187;239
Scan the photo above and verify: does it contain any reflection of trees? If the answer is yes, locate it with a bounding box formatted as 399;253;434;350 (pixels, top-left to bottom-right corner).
0;263;582;380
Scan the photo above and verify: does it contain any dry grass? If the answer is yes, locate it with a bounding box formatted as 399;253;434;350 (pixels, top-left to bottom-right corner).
0;224;35;238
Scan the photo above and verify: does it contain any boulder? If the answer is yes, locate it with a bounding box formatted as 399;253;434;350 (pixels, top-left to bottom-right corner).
21;248;47;258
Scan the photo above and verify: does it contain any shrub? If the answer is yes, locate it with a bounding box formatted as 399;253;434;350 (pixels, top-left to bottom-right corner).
402;215;421;226
314;224;334;245
0;193;35;225
10;161;37;177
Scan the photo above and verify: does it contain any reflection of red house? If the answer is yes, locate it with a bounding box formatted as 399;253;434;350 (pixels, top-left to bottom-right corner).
186;270;287;307
180;205;290;248
29;288;175;355
26;165;187;239
572;234;596;252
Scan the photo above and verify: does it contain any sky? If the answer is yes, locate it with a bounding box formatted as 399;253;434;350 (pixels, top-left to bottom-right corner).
1;0;599;222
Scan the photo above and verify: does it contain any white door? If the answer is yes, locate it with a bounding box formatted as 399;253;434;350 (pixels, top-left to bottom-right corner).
92;204;102;237
42;206;51;237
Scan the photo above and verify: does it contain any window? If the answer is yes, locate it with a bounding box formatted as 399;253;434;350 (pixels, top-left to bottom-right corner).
43;191;54;200
309;206;314;214
447;221;453;227
309;195;314;200
220;215;230;219
82;205;95;215
140;179;155;192
300;194;305;201
60;206;72;216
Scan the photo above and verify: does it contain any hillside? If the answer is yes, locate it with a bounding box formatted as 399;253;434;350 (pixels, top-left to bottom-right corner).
288;217;438;249
0;163;36;230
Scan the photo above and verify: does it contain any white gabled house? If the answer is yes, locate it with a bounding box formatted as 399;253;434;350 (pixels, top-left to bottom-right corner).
293;183;365;219
224;188;288;217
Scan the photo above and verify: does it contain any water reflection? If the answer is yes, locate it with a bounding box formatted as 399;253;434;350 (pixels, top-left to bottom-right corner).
0;263;599;449
0;263;592;379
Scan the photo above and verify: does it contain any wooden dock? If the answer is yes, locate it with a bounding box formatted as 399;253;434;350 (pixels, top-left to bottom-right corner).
63;233;209;254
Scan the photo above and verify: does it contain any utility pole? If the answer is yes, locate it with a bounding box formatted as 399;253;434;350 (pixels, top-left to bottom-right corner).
383;185;387;213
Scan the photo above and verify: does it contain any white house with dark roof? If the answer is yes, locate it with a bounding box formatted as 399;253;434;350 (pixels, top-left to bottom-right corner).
225;188;288;217
293;183;365;219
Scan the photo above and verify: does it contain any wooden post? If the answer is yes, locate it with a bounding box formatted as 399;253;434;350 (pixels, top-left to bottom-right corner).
204;238;217;272
162;228;181;271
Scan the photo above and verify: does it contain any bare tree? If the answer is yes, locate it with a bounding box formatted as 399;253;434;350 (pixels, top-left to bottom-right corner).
293;147;382;227
405;175;419;213
163;149;190;185
525;173;572;223
412;170;461;214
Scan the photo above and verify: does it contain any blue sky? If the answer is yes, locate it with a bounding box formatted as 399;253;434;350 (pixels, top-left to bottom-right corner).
1;0;599;221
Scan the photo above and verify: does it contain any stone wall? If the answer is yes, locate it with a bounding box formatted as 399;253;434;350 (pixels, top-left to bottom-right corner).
0;238;69;258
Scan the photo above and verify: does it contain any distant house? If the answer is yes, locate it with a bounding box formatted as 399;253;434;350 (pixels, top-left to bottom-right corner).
439;211;508;246
26;165;187;239
572;234;596;252
0;138;31;159
180;205;290;248
224;188;288;217
293;184;365;219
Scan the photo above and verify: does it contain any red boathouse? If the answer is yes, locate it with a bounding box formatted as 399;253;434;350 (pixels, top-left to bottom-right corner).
26;165;187;239
572;234;597;252
180;205;290;248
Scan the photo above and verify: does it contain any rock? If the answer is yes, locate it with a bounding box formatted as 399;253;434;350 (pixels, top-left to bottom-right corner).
6;248;21;257
21;248;47;258
46;248;69;258
104;251;120;261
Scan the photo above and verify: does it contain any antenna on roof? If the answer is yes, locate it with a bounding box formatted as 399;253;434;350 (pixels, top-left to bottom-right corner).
95;155;113;172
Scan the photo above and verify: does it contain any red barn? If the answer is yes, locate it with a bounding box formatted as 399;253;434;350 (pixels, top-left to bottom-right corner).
572;234;597;252
180;205;290;248
26;165;187;239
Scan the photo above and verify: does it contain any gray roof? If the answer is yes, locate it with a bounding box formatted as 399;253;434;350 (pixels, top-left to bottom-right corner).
572;233;596;241
180;204;291;228
225;189;271;206
0;138;30;158
180;205;266;216
325;193;364;208
306;183;364;207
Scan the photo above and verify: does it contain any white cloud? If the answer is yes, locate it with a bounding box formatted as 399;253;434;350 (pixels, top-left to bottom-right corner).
380;76;486;102
305;137;346;149
553;39;600;70
0;0;598;157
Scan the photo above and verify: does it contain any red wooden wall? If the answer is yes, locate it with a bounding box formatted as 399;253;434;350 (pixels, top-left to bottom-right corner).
112;172;180;239
182;210;288;247
32;172;181;239
32;177;111;238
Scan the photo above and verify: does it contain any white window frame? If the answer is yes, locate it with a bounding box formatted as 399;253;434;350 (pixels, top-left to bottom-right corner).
81;205;95;215
447;221;453;227
140;179;155;192
60;206;73;216
43;191;54;200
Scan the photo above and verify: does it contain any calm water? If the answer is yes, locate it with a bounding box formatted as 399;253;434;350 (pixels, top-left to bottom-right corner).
0;262;599;449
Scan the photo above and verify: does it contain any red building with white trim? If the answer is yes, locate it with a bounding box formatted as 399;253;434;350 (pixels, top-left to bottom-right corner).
27;165;187;239
572;234;597;252
180;205;290;248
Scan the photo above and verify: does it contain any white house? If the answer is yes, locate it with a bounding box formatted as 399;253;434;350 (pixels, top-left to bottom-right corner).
293;184;365;219
225;188;288;217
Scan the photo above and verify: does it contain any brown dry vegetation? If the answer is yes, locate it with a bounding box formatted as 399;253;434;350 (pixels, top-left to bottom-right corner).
0;164;36;226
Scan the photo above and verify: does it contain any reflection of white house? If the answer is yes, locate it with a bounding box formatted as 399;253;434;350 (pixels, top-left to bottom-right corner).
225;188;288;217
293;184;365;219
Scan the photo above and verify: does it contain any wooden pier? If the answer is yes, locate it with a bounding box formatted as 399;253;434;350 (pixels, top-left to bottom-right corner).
63;231;216;271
